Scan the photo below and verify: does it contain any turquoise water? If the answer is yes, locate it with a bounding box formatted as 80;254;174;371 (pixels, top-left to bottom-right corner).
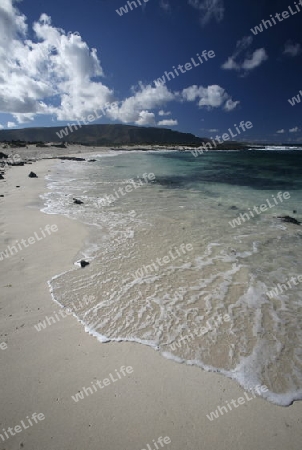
42;150;302;406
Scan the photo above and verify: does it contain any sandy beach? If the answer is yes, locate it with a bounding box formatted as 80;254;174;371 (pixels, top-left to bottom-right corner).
1;152;302;450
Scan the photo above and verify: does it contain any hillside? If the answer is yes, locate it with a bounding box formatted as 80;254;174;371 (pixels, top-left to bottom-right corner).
0;124;247;149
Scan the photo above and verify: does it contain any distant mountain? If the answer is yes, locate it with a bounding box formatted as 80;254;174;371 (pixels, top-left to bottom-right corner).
0;124;247;148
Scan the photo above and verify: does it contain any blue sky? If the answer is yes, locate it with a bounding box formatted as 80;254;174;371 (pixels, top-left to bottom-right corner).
0;0;302;142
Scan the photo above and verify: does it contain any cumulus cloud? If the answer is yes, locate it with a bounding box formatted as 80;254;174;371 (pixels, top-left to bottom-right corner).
135;111;156;126
13;113;35;124
224;99;240;111
0;1;113;120
289;127;299;133
283;41;301;57
222;36;267;74
157;119;178;126
7;121;16;128
0;0;240;129
0;124;4;130
158;110;171;116
0;1;179;127
241;48;268;70
0;0;27;43
188;0;224;26
182;85;240;111
276;129;285;134
106;83;175;124
221;58;239;70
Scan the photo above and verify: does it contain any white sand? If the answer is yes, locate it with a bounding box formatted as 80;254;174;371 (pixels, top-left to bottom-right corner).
0;158;301;450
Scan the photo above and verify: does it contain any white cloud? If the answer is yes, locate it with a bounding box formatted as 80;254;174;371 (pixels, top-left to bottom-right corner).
242;48;268;70
0;124;4;129
13;113;35;124
224;99;240;111
0;1;181;127
0;0;240;129
135;111;156;126
221;58;239;70
0;1;113;120
276;129;285;134
158;110;171;116
7;121;16;128
222;36;267;73
188;0;224;25
106;83;175;124
182;85;203;102
0;0;27;43
209;128;218;132
157;119;178;126
182;84;240;111
289;127;299;133
283;41;301;57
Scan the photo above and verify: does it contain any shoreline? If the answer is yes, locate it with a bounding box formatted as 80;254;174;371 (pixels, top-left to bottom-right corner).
1;158;302;450
1;143;302;184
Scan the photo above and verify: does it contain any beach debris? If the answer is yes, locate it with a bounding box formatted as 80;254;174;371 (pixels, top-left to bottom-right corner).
28;171;38;178
277;215;301;225
73;198;84;205
80;260;90;268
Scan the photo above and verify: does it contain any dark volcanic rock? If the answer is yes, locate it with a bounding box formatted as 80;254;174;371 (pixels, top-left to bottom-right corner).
59;157;86;161
53;143;67;148
277;215;301;225
36;143;48;147
80;260;90;268
73;198;84;205
88;159;97;162
28;172;38;178
230;206;238;210
0;152;8;159
8;162;25;166
0;174;4;180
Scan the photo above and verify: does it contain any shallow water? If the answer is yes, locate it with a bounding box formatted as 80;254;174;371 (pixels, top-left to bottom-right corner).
42;150;302;405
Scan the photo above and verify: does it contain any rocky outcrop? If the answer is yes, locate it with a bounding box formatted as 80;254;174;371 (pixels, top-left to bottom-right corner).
277;215;301;225
8;162;25;166
59;157;86;161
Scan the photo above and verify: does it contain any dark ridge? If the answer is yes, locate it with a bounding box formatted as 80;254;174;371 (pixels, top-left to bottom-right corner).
0;124;248;149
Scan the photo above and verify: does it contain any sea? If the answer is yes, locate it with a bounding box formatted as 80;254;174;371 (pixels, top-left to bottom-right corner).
41;148;302;406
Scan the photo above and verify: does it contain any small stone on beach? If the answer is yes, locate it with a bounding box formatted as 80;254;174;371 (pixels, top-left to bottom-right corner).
80;260;90;268
73;198;84;205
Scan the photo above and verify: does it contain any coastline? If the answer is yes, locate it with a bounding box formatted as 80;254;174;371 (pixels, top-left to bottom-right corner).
1;158;302;450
